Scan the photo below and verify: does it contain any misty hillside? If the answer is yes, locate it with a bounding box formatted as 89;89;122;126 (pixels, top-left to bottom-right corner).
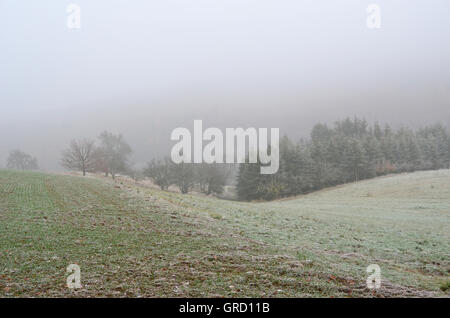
2;2;450;171
0;169;448;297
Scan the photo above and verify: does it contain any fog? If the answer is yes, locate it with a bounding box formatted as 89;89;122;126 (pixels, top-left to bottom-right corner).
1;0;450;170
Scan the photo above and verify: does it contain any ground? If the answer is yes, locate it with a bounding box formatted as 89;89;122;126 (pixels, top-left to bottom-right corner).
0;169;449;297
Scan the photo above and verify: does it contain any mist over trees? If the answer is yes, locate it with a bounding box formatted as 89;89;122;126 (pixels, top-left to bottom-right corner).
58;131;229;197
58;130;228;196
54;118;449;201
237;117;450;201
60;132;132;179
98;131;133;179
144;159;229;195
126;164;145;184
6;150;39;171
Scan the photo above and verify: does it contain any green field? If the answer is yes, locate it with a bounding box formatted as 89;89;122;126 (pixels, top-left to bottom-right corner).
0;169;449;297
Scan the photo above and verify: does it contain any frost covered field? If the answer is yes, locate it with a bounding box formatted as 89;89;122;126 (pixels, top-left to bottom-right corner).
0;169;449;297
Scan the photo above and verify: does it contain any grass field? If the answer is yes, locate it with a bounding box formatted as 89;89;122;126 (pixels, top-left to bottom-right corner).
0;169;449;297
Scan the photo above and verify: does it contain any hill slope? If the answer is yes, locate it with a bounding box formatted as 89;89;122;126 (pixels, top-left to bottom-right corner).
0;169;448;297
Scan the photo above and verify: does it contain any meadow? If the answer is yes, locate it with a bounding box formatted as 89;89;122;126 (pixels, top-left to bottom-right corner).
0;169;448;297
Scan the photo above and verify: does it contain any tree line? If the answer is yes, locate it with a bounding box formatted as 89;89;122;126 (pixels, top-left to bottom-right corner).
145;160;231;195
237;117;450;200
5;118;449;201
59;131;231;195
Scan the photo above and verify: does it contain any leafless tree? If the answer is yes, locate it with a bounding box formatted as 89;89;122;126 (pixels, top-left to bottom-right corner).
61;139;97;176
171;162;196;194
144;157;173;190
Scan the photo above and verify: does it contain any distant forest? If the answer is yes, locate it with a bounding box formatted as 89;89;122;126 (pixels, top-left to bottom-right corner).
237;117;450;201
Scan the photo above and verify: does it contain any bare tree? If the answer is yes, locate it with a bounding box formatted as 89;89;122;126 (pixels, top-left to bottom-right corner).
171;162;196;194
6;150;38;171
98;131;132;179
61;139;97;176
196;163;228;195
144;157;173;190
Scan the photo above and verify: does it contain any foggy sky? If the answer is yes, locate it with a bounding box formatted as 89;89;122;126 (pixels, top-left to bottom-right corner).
1;0;450;170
